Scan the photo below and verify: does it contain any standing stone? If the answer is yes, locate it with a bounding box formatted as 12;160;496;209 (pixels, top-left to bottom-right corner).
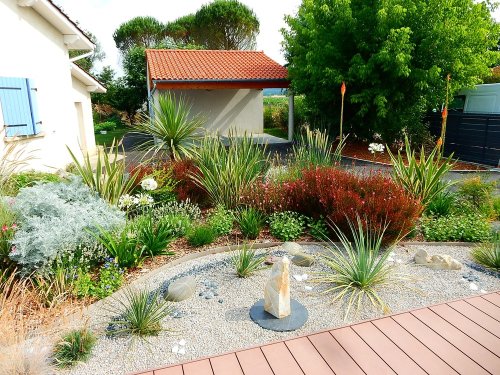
264;256;291;318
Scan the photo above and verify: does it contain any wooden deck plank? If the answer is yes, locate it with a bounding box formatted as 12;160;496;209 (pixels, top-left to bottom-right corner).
352;322;426;375
465;296;500;322
449;300;500;337
412;308;500;374
183;359;213;375
154;366;184;375
431;304;500;354
209;354;243;375
308;332;364;375
261;342;304;375
393;312;489;375
330;326;396;375
482;292;500;308
235;348;273;375
372;317;458;375
284;337;334;375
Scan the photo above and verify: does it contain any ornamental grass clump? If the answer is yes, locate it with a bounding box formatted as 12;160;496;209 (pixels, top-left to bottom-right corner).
236;207;266;239
387;135;455;207
134;214;176;257
292;126;344;169
471;234;500;271
186;225;217;247
231;245;267;278
52;327;96;368
315;217;402;319
90;226;143;269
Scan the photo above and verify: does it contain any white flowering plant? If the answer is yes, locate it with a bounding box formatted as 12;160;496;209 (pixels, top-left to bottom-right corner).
368;143;385;155
140;178;158;191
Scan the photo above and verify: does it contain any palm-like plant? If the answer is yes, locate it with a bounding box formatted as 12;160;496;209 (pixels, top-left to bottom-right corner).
315;217;403;319
133;92;204;160
387;135;455;207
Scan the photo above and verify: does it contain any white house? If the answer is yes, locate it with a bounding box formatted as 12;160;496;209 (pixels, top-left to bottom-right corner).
145;49;292;139
0;0;105;171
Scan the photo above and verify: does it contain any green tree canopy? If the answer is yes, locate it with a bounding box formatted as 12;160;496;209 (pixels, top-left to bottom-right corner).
192;0;259;50
69;30;105;74
283;0;500;142
113;16;166;53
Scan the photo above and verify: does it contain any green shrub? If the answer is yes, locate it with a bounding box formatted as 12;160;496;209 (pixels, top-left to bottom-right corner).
268;211;306;241
90;226;143;268
152;200;201;221
0;201;17;271
207;205;234;236
236;207;265;239
421;213;491;242
231;245;267;277
315;217;399;319
494;196;500;220
457;176;496;218
73;259;124;299
186;225;217;247
471;235;500;270
53;328;96;368
307;217;329;240
107;288;172;338
3;171;63;196
425;190;455;217
160;214;192;238
94;121;117;133
134;214;176;257
387;136;455;207
193;134;269;209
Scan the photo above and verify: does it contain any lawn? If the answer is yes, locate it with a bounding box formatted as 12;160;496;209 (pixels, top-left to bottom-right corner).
264;127;288;139
94;127;130;146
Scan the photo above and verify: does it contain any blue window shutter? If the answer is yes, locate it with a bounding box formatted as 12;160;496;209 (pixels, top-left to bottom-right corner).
0;77;33;137
26;78;42;134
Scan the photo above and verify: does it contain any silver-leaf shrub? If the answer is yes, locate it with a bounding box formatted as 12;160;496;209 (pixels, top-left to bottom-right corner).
10;177;125;272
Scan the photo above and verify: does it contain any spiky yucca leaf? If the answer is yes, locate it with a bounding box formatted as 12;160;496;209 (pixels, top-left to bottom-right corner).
231;245;267;278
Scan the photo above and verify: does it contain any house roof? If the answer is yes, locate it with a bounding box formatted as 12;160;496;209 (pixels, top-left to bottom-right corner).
17;0;94;50
146;49;289;90
70;63;106;93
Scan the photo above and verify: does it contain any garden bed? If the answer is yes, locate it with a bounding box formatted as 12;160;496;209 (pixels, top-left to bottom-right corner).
64;243;500;375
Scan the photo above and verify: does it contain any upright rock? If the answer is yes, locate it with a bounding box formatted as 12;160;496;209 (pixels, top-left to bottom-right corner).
264;256;291;318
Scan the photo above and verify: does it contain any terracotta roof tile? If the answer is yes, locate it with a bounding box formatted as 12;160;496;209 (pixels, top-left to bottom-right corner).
146;49;288;82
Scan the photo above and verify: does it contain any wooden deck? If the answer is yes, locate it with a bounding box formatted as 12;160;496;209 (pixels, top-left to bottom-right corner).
134;292;500;375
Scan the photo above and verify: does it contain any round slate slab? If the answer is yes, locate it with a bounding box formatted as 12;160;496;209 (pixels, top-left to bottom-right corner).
249;299;308;332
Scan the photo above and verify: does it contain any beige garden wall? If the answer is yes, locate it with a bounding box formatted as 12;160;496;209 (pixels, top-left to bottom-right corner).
154;89;264;135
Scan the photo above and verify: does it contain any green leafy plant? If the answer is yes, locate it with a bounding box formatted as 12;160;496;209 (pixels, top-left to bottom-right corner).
53;327;96;368
67;142;138;206
94;121;117;133
3;171;63;196
74;259;124;299
0;202;17;272
107;288;172;338
421;213;491;242
231;245;267;277
186;224;217;247
307;217;329;240
192;133;269;209
90;226;143;268
268;211;305;241
387;136;455;207
293;125;344;168
315;217;401;319
457;175;496;218
235;207;265;240
133;92;204;160
134;214;176;257
425;190;455;217
471;234;500;271
494;196;500;220
207;205;234;236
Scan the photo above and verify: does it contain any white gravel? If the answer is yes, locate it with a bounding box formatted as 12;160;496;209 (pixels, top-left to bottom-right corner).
63;244;500;375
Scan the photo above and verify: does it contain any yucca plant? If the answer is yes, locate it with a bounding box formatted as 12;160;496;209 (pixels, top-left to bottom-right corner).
315;217;403;319
52;327;96;368
192;133;269;209
471;234;500;271
133;92;204;161
387;135;455;207
236;207;266;239
231;245;267;278
293;125;345;168
67;141;138;206
107;288;172;338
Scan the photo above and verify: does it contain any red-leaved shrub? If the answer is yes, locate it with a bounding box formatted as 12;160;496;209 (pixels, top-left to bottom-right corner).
169;159;207;204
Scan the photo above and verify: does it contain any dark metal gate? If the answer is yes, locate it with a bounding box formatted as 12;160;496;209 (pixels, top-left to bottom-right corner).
427;111;500;167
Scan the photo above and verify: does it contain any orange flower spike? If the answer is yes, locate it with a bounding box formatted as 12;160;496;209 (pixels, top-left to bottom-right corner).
441;107;448;119
436;137;443;148
341;81;346;95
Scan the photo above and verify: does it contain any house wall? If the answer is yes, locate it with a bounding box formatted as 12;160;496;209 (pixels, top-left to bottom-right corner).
0;0;95;171
154;89;263;135
71;77;97;155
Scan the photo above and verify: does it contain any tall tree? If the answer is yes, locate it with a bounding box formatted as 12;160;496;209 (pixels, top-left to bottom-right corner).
165;14;197;46
113;16;166;54
283;0;500;142
192;0;259;50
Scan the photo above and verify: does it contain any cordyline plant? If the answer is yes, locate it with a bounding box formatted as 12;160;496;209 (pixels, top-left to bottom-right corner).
67;141;138;206
387;135;455;207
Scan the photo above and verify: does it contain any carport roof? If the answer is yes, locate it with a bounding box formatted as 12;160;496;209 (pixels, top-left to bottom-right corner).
146;49;289;89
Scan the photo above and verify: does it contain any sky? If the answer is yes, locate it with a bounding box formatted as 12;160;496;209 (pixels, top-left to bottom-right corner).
54;0;302;74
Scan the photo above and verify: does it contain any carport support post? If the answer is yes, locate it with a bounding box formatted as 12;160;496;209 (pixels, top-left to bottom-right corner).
288;92;294;142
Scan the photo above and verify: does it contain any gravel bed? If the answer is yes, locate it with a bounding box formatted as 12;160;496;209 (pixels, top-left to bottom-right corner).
64;244;500;375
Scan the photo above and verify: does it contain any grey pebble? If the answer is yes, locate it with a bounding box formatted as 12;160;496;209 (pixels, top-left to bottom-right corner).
205;292;214;299
218;299;224;303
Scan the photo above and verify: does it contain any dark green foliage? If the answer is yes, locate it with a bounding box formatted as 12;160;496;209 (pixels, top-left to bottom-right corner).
94;121;117;133
236;207;265;240
231;245;266;277
73;259;124;299
134;214;176;257
113;16;166;53
91;227;143;269
268;211;306;241
207;205;234;236
471;234;500;270
187;225;217;247
426;191;455;217
421;213;491;242
307;217;329;240
283;0;500;141
53;328;96;368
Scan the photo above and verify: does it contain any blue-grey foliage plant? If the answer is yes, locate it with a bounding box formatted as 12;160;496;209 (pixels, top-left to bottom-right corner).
9;177;125;273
